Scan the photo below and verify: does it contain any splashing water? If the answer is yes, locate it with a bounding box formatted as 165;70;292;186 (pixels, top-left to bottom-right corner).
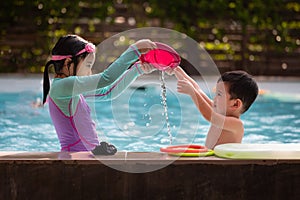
160;71;172;144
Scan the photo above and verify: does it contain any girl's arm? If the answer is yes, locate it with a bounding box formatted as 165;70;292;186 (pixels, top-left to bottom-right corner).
58;40;156;97
69;45;141;95
93;39;156;88
84;62;144;100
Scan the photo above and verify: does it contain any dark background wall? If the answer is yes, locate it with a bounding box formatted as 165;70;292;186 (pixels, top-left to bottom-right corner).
0;0;300;75
0;159;300;200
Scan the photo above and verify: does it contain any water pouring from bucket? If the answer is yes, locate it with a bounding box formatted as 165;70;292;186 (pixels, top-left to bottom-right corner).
139;42;181;144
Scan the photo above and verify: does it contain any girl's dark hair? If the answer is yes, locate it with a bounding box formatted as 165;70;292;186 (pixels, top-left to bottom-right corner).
43;35;89;104
218;70;258;113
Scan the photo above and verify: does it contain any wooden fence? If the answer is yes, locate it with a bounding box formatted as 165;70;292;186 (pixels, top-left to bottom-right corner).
0;3;299;76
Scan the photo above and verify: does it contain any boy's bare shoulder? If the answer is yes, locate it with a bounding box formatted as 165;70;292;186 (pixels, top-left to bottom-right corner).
217;128;244;145
206;117;244;147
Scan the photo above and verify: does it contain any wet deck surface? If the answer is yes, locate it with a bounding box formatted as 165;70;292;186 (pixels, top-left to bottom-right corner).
0;151;299;165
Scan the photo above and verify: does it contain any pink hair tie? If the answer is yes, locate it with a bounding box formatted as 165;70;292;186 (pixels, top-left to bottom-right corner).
75;43;96;56
85;43;96;53
51;42;96;61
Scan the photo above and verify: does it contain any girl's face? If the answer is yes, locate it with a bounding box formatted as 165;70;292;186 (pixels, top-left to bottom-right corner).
76;53;95;76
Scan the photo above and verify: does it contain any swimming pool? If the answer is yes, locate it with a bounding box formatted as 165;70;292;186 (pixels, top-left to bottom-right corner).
0;75;299;151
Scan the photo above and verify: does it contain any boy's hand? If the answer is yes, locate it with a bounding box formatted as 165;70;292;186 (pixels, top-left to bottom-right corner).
140;62;157;74
177;79;196;96
134;39;157;54
164;66;179;76
174;67;185;80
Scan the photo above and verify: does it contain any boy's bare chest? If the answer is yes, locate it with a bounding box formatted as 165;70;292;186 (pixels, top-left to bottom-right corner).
206;126;242;148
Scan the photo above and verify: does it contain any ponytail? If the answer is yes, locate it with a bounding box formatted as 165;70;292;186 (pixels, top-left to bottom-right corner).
43;61;53;104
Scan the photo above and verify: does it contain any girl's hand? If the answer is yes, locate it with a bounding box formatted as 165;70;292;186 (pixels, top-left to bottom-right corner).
177;79;196;96
134;39;157;54
140;62;157;74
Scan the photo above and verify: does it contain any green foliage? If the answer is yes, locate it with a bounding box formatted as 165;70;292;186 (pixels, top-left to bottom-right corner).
144;0;300;68
0;0;113;72
0;0;299;73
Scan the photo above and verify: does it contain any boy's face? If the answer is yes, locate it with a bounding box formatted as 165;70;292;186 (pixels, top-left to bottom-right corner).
213;82;233;115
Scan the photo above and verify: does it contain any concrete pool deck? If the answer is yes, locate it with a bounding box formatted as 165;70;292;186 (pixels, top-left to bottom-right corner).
0;150;299;162
0;151;299;199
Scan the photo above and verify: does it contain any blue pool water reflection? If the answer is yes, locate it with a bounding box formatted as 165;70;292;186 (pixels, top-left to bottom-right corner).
0;77;299;151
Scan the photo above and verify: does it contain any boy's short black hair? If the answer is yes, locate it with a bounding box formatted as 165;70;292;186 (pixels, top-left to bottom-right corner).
218;70;258;113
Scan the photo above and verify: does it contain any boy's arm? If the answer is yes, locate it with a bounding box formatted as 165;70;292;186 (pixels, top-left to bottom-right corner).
177;79;243;134
174;67;213;107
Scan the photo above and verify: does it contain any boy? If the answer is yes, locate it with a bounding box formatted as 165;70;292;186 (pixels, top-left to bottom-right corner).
174;67;258;149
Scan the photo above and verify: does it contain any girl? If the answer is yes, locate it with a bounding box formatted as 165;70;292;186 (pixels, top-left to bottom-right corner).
43;35;156;155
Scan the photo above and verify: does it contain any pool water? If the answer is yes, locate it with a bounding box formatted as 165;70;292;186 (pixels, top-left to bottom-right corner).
0;78;299;151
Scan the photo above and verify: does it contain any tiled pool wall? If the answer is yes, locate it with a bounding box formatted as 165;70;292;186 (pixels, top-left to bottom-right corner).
0;152;299;199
